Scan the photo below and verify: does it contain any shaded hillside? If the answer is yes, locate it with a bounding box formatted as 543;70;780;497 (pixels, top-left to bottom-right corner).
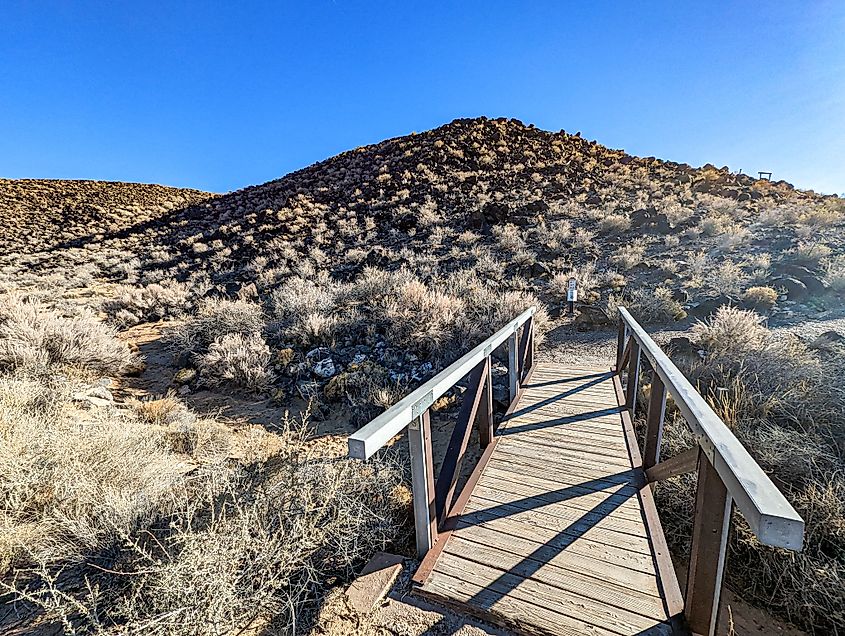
0;178;213;253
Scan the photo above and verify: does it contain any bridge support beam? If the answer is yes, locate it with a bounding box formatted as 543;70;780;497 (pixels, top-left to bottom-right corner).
625;340;641;412
643;371;667;470
508;332;519;404
409;410;437;558
685;449;733;636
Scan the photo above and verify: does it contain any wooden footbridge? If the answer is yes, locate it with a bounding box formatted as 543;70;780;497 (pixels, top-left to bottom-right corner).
348;307;804;636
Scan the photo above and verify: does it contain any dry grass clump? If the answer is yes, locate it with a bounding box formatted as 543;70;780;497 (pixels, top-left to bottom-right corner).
609;238;647;270
822;254;845;293
103;280;194;327
742;286;778;309
171;298;266;354
196;332;275;392
607;287;686;324
0;370;407;634
653;307;845;632
790;242;832;266
268;267;546;366
0;294;136;376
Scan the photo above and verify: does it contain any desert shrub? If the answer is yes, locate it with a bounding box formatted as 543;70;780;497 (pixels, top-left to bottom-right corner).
747;252;772;282
269;274;365;347
0;294;135;375
512;248;537;268
698;214;727;236
597;213;631;234
609;239;647;270
103;281;193;327
197;332;275;392
691;305;767;355
1;379;408;634
791;242;832;267
660;201;694;225
445;270;549;350
537;220;572;254
717;224;750;251
572;227;596;250
603;270;626;289
456;230;480;245
380;279;467;360
710;260;750;297
270;274;339;319
270;268;548;365
743;285;778;309
607;287;685;324
0;376;193;572
172;298;266;354
652;310;845;632
492;223;524;252
824;254;845;292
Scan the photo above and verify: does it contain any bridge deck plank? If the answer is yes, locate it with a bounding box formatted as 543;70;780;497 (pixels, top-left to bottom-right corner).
415;363;684;635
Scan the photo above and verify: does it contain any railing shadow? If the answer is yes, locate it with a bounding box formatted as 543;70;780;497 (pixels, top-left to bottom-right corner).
499;406;623;435
419;471;667;635
506;373;612;419
523;371;610;389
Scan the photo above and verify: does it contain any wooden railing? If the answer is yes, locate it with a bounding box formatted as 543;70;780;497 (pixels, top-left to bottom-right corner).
615;307;804;636
348;307;537;557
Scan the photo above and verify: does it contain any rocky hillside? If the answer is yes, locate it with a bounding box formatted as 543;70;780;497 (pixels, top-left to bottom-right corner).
0;178;212;252
2;117;843;324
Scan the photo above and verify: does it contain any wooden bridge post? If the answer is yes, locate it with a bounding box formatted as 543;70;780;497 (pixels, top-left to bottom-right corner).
408;409;437;557
478;355;494;447
524;316;535;376
508;331;519;404
643;371;667;470
625;339;641;412
615;319;627;372
685;448;733;636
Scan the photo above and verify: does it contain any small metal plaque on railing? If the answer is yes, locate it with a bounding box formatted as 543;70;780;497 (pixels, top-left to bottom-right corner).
412;390;434;418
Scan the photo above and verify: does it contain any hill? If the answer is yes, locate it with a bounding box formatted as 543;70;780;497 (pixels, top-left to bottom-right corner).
0;178;212;253
2;117;842;327
1;117;844;635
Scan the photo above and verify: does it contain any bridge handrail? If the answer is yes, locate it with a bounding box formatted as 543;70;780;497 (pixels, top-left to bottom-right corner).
617;306;804;551
348;306;536;460
348;305;537;558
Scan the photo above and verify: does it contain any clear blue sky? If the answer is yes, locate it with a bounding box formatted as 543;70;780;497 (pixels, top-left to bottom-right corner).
1;1;843;195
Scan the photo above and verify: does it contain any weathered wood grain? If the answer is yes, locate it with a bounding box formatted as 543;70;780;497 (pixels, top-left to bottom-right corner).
415;362;683;635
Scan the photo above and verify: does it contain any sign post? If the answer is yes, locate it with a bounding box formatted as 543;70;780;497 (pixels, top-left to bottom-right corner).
567;277;577;315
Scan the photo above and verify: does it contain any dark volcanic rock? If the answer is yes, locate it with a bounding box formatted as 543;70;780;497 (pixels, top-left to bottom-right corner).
574;305;611;330
770;277;809;301
809;331;845;353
